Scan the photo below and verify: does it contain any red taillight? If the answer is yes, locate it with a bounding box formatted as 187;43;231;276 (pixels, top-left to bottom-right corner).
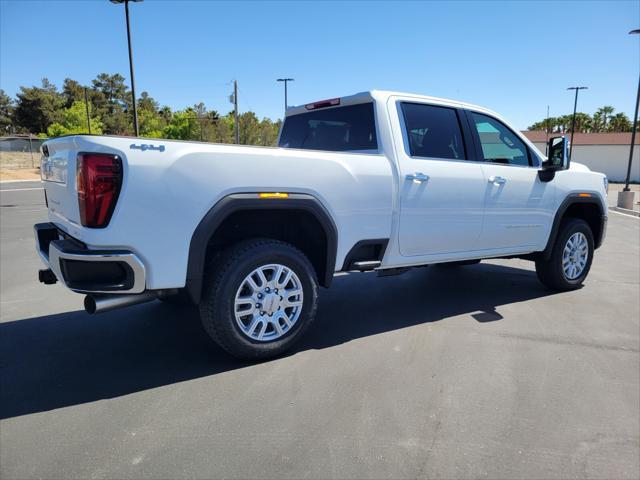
76;153;122;228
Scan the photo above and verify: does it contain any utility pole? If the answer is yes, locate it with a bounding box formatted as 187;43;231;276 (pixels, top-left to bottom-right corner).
84;87;91;134
234;80;239;144
624;61;639;192
618;28;640;209
567;86;588;159
545;105;550;155
277;78;294;111
110;0;142;136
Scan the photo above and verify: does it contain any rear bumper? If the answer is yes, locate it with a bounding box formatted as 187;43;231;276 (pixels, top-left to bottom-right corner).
34;223;146;294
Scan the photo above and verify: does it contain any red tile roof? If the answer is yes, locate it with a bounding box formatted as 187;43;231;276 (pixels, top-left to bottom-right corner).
522;131;634;145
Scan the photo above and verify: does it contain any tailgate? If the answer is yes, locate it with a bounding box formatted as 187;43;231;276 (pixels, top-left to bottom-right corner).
41;136;82;226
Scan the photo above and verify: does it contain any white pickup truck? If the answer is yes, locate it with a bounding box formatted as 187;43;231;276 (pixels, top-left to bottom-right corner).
35;90;608;359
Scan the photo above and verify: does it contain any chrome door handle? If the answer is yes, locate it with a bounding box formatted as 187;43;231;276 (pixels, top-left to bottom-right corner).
488;175;506;185
406;172;429;183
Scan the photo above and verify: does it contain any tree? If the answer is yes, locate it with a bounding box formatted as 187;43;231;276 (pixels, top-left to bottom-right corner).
528;106;632;133
92;73;127;107
595;106;615;131
46;101;103;137
91;73;131;135
159;106;172;123
592;111;605;132
0;89;14;133
162;108;199;140
136;91;165;137
609;112;632;132
138;91;159;113
568;112;592;133
62;78;85;108
5;72;286;142
13;78;63;134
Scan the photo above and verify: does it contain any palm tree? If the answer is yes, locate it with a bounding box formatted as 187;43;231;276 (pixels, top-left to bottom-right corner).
609;112;632;132
570;112;592;133
595;106;615;131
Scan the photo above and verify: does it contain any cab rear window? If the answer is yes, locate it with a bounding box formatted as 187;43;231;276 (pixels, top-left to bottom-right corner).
279;103;378;152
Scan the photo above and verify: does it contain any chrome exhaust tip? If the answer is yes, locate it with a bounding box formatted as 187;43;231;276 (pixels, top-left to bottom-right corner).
84;291;159;314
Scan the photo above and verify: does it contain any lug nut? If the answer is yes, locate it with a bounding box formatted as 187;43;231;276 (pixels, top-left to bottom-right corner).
260;311;265;316
265;287;270;293
257;293;263;299
256;303;261;308
274;289;278;293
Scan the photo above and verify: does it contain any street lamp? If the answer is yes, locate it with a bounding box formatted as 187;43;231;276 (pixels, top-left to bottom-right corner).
619;28;640;210
277;78;294;112
567;86;588;159
110;0;142;137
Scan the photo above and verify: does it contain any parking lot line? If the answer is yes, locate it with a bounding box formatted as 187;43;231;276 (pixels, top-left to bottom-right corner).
609;208;640;219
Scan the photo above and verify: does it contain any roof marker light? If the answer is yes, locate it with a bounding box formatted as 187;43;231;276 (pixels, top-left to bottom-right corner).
305;98;340;110
259;192;289;199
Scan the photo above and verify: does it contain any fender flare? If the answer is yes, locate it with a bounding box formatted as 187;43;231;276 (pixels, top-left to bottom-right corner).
185;193;338;303
542;192;606;260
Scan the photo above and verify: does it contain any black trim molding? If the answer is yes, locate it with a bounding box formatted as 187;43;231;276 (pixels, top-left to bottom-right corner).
340;239;389;271
542;192;606;259
185;193;338;303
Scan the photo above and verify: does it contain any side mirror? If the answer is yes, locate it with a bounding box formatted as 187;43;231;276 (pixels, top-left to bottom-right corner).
539;136;569;182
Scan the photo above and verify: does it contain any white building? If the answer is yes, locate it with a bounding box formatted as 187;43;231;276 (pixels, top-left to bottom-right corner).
522;131;639;183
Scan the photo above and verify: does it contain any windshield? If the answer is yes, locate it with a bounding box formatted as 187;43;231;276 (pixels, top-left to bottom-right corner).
279;103;378;152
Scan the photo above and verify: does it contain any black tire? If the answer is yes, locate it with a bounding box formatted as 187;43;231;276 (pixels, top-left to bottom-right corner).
199;239;319;360
535;218;594;291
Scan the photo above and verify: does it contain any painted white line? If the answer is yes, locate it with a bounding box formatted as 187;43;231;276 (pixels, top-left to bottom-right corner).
609;209;640;219
0;179;41;184
0;187;44;192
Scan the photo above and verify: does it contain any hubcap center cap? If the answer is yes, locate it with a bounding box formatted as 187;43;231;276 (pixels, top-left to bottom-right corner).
261;292;281;315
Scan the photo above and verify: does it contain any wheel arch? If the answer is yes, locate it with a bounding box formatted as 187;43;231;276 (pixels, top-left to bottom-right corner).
542;193;606;260
185;193;338;303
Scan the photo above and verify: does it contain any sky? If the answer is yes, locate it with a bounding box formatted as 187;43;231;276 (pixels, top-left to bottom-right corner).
1;0;639;130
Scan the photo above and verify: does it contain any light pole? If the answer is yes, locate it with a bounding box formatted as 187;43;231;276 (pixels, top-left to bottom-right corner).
277;78;294;111
619;28;640;209
110;0;142;137
84;87;91;134
567;86;588;159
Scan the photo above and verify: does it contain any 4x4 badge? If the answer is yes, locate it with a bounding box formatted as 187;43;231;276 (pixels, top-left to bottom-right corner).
130;143;165;152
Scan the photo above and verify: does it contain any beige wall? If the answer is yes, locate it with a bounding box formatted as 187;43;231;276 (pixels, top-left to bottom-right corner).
532;142;639;183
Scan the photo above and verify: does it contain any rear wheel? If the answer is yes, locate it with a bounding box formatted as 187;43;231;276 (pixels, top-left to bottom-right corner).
535;218;594;291
199;239;318;359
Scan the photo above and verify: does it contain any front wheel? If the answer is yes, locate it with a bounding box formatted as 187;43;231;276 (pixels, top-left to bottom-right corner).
199;239;319;359
535;218;594;291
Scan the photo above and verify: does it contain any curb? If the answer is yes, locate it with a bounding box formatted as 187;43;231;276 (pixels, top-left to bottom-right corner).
609;206;640;217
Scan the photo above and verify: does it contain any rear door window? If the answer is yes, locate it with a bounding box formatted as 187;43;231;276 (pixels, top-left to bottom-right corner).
279;103;378;152
401;103;466;160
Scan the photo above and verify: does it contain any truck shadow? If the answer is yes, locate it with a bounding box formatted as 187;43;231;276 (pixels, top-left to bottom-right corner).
1;262;555;419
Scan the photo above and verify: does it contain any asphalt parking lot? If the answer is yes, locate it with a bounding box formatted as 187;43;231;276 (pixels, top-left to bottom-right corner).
1;181;639;479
